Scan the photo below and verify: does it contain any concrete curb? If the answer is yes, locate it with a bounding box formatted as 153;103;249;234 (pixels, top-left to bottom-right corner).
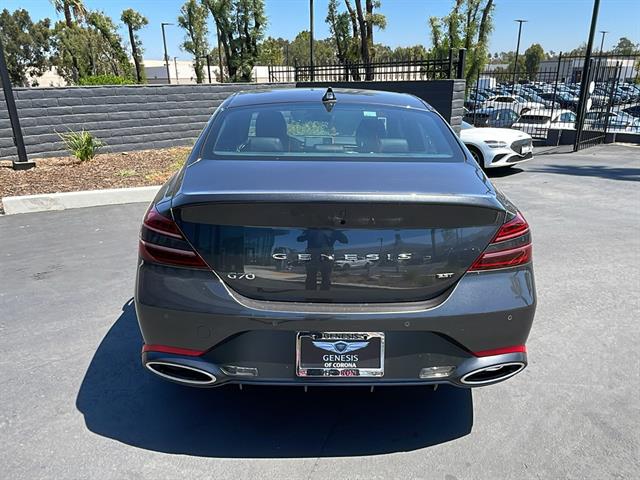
2;186;161;215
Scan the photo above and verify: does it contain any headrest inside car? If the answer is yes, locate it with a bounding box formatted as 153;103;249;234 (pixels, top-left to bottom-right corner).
245;137;284;152
379;138;409;153
313;144;345;152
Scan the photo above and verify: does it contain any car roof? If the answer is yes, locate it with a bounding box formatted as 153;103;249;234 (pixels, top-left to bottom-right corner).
467;107;515;114
520;108;572;116
225;87;431;110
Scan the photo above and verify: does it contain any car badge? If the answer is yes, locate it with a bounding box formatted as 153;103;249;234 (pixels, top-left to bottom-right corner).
312;340;369;354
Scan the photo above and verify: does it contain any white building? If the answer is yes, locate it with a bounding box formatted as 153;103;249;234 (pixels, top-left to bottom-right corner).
144;59;275;84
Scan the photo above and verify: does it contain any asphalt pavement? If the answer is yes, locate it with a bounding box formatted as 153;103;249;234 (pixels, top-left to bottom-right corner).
1;144;638;479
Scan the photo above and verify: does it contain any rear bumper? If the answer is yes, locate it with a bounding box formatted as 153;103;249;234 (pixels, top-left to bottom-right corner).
135;262;536;388
142;348;527;388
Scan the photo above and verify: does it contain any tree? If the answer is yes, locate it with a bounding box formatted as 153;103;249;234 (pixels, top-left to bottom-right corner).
257;36;284;65
390;45;429;61
289;31;336;66
204;0;266;82
326;0;353;64
86;11;133;79
51;8;134;84
50;0;87;81
177;0;209;83
325;0;362;79
51;0;86;29
121;8;148;83
567;43;587;56
347;0;386;79
613;37;638;55
428;0;494;83
0;9;51;87
524;43;544;80
429;16;443;52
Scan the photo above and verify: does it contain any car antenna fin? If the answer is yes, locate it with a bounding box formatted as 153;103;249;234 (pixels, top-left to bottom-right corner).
322;87;337;112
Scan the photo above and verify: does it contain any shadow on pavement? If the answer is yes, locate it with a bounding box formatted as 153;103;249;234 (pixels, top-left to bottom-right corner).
528;164;640;182
76;300;474;458
485;167;525;178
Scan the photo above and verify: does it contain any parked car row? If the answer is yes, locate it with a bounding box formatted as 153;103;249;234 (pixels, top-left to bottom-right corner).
467;80;640;113
464;79;640;138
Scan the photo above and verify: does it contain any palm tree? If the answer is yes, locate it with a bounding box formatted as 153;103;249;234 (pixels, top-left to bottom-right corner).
51;0;87;82
51;0;87;29
121;9;149;83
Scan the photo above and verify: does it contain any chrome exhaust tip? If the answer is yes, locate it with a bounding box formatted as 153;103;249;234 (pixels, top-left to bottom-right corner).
145;361;217;386
460;362;525;385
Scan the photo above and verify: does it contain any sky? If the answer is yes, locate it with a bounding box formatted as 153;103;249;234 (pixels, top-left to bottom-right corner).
4;0;640;61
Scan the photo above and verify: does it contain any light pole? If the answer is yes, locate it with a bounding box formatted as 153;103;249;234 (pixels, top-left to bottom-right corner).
161;22;173;84
215;24;225;83
574;0;601;151
512;19;527;88
174;57;179;85
197;55;212;83
309;0;314;80
0;35;34;170
598;30;608;56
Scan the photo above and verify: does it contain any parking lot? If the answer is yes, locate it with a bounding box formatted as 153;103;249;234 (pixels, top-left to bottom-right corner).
1;144;638;479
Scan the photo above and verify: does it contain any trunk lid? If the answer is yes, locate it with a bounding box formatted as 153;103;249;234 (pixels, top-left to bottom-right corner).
173;160;505;304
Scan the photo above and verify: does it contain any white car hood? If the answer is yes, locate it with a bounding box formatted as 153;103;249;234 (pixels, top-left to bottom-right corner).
460;127;531;142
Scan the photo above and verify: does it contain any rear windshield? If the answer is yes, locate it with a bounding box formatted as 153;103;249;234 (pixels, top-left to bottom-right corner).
201;102;462;161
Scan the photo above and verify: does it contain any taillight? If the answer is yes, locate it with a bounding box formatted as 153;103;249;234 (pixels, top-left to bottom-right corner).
469;211;532;271
139;206;208;269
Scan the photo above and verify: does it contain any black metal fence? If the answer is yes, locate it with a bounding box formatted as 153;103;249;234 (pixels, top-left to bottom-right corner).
463;53;640;150
268;49;466;83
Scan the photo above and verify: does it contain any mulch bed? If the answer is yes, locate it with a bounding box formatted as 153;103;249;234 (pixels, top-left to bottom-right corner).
0;146;191;213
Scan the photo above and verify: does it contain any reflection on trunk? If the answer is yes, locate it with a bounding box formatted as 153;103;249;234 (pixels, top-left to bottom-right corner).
178;221;501;303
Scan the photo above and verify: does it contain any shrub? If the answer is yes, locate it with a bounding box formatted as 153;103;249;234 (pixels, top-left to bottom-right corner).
77;75;134;86
57;130;105;162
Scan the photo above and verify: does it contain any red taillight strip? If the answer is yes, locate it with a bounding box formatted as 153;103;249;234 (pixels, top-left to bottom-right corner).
143;223;183;239
139;240;209;268
469;210;532;271
469;244;532;271
493;211;529;243
142;344;206;356
143;207;183;238
140;239;198;257
473;345;527;357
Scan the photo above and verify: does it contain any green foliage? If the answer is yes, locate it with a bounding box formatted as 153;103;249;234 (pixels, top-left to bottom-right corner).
524;43;545;80
613;37;639;55
121;8;148;83
204;0;266;82
177;0;209;83
288;121;336;137
86;11;133;79
343;0;386;78
57;129;104;162
387;45;429;61
428;0;495;83
51;0;87;28
567;43;587;56
326;0;354;64
121;8;147;32
0;9;52;87
77;74;133;85
50;4;134;84
289;31;336;66
257;36;285;65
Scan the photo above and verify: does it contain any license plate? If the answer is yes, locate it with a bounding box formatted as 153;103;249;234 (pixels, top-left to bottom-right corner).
296;332;384;378
521;144;533;154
